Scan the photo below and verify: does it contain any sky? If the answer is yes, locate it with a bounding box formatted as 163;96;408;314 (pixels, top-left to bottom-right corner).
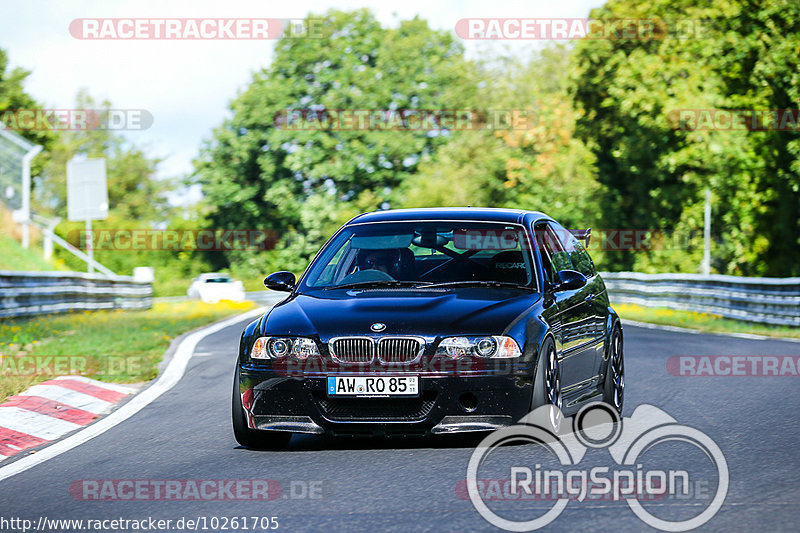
0;0;604;205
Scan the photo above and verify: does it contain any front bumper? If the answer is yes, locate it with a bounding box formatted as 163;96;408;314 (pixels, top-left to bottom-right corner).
237;362;534;437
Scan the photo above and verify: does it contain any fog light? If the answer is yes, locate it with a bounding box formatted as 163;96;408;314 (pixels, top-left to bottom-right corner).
459;392;478;412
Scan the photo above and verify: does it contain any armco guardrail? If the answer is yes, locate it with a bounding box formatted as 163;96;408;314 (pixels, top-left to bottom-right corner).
0;270;152;319
601;272;800;326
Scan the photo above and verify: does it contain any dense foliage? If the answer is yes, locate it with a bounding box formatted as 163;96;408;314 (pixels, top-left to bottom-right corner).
571;0;800;275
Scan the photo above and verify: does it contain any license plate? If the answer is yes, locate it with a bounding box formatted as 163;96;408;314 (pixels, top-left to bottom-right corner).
327;376;419;397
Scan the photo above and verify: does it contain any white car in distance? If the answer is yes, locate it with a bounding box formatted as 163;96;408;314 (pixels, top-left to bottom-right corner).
187;273;246;303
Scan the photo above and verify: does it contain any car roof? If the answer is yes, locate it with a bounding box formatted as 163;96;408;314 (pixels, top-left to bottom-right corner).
347;207;550;225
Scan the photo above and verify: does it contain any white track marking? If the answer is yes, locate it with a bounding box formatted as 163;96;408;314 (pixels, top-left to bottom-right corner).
51;376;138;394
0;407;83;440
621;318;800;343
0;306;266;482
17;385;113;414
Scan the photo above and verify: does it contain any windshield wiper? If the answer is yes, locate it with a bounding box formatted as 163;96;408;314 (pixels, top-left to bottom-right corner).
420;280;533;290
322;280;429;290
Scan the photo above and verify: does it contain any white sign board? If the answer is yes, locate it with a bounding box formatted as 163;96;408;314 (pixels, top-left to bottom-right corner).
133;266;155;283
67;158;108;221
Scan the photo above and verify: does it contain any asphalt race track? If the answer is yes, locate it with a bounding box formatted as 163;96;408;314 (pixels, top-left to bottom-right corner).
1;306;798;532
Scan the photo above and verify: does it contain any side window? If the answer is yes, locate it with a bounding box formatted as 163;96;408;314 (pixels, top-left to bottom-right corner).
535;223;567;282
316;244;347;285
551;223;596;278
548;236;573;275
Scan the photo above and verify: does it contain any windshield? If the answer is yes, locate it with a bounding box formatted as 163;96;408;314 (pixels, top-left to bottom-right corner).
301;221;536;290
204;276;232;283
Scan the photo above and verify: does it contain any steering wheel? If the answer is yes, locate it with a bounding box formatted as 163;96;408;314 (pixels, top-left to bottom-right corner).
418;250;491;280
338;269;396;285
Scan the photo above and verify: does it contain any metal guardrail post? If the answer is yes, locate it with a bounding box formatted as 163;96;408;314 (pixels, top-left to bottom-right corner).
0;270;152;319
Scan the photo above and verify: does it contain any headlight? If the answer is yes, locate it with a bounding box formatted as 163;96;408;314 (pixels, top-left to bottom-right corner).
291;338;318;360
437;337;472;358
250;337;320;360
435;336;521;359
268;338;291;358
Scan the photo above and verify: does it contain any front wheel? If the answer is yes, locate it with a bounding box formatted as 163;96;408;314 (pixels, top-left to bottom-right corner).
530;337;563;432
602;326;624;414
232;370;291;450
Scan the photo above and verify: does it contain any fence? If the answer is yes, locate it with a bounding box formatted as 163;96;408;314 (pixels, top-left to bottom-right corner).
0;270;152;319
4;269;797;326
600;271;800;326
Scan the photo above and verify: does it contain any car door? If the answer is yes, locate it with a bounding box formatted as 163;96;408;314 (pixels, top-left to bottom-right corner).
550;222;607;386
560;226;608;349
535;222;597;399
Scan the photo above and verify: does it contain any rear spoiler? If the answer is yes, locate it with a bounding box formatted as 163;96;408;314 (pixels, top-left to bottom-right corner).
569;228;591;247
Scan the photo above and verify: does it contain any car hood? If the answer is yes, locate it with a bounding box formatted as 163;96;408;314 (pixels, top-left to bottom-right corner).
260;288;541;339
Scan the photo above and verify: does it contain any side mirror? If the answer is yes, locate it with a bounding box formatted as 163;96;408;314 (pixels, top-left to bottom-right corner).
264;271;296;292
552;270;587;292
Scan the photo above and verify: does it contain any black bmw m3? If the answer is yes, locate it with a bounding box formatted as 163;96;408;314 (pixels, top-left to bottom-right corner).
232;208;624;448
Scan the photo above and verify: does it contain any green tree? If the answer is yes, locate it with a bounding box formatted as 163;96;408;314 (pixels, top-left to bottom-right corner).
194;9;476;271
0;47;55;178
571;0;800;275
38;89;169;222
397;45;600;236
45;90;173;274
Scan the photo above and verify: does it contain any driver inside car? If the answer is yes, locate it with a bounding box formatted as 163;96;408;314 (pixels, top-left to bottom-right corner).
358;249;401;276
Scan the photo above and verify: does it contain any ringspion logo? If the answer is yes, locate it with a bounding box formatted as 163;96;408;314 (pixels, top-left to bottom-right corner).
466;403;728;531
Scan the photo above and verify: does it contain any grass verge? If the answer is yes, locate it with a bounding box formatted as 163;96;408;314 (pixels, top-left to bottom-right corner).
152;276;194;297
615;302;800;340
0;234;62;272
0;300;257;403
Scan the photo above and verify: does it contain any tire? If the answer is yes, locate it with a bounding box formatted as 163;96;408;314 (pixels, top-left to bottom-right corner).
530;336;563;432
232;369;291;450
602;326;624;414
